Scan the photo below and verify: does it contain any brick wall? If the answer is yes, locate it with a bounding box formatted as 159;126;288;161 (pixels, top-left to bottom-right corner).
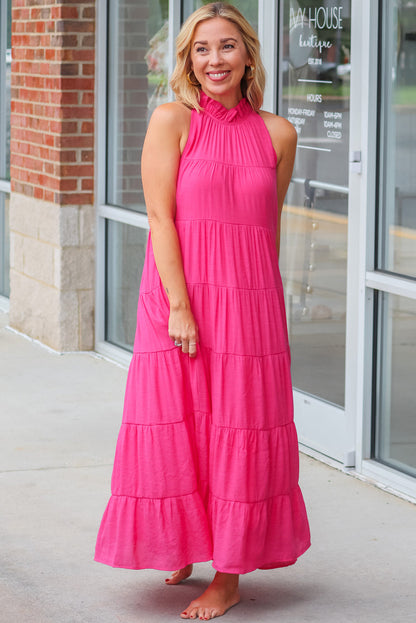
9;0;96;351
10;0;95;205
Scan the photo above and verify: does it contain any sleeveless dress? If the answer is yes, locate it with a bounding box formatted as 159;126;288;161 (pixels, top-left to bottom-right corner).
95;92;310;574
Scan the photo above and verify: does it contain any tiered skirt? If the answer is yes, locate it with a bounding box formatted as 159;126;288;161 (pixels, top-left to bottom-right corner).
95;221;311;573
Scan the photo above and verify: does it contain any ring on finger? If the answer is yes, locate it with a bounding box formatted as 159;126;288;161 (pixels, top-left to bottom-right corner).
174;340;182;347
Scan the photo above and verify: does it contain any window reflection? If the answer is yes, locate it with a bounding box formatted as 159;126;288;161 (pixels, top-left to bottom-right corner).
378;0;416;278
183;1;258;29
375;293;416;478
106;0;170;212
279;1;351;407
105;221;148;350
0;193;10;297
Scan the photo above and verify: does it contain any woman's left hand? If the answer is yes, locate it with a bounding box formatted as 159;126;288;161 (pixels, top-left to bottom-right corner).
169;306;199;358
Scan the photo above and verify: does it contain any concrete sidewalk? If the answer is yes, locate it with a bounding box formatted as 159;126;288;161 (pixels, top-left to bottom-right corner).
1;310;415;623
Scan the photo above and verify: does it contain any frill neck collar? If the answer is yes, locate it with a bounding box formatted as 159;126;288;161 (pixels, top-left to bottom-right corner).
199;91;252;123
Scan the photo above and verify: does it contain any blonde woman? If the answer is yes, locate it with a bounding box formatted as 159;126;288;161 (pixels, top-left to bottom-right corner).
96;3;310;620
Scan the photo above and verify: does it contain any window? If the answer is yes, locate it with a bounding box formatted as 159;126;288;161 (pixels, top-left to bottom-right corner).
377;0;416;279
373;0;416;477
103;0;171;350
106;0;170;213
0;0;12;298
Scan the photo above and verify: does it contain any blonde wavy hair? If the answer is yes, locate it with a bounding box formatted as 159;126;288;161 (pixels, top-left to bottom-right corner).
170;2;265;112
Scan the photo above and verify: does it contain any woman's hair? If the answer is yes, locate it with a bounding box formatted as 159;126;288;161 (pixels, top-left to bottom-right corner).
170;2;265;112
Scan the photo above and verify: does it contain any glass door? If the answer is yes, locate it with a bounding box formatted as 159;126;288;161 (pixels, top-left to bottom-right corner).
278;0;352;463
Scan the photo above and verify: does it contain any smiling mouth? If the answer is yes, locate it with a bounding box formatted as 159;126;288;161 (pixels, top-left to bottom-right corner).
207;71;230;79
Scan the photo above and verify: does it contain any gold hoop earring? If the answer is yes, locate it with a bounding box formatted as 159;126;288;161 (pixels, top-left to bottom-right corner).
187;71;200;87
246;65;255;80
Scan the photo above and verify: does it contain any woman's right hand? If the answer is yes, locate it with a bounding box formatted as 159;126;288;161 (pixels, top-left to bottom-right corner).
168;305;199;358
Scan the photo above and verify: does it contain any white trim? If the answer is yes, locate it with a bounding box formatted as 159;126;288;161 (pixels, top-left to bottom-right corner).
361;460;416;504
300;446;416;506
294;391;346;465
259;0;277;113
366;271;416;299
95;340;131;369
0;180;10;193
347;0;380;471
98;204;150;230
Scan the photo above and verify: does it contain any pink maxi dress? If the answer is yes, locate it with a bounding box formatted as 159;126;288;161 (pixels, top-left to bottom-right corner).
95;92;311;574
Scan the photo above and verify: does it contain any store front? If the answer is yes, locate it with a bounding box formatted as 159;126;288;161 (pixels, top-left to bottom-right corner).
22;0;408;499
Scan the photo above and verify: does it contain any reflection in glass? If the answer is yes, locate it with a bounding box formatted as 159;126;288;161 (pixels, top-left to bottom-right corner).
183;1;258;29
106;221;148;351
375;293;416;478
107;1;170;212
279;1;351;407
280;187;347;406
0;193;10;297
1;0;11;180
378;1;416;278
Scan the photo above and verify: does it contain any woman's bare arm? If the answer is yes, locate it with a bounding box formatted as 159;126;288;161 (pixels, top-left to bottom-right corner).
260;112;298;257
141;102;198;357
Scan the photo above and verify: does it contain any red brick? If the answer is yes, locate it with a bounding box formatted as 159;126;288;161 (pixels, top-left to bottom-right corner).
34;186;44;200
82;63;94;76
51;6;79;20
59;49;94;62
51;34;78;47
13;181;34;197
61;77;94;91
81;35;95;47
81;178;94;191
61;151;77;163
43;163;55;175
82;7;95;19
33;47;45;60
50;91;78;106
81;150;94;162
60;179;79;191
50;120;79;134
81;122;94;134
81;92;94;106
57;20;94;33
58;193;94;206
61;164;94;178
60;107;94;120
61;63;80;76
11;1;96;205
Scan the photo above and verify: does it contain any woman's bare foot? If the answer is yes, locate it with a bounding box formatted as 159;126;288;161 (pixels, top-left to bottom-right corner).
165;564;193;585
180;571;240;620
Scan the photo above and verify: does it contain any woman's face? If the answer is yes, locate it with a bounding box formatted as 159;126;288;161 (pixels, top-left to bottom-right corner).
190;17;251;108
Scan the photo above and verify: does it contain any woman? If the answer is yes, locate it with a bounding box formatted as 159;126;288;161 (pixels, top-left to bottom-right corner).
95;3;310;620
